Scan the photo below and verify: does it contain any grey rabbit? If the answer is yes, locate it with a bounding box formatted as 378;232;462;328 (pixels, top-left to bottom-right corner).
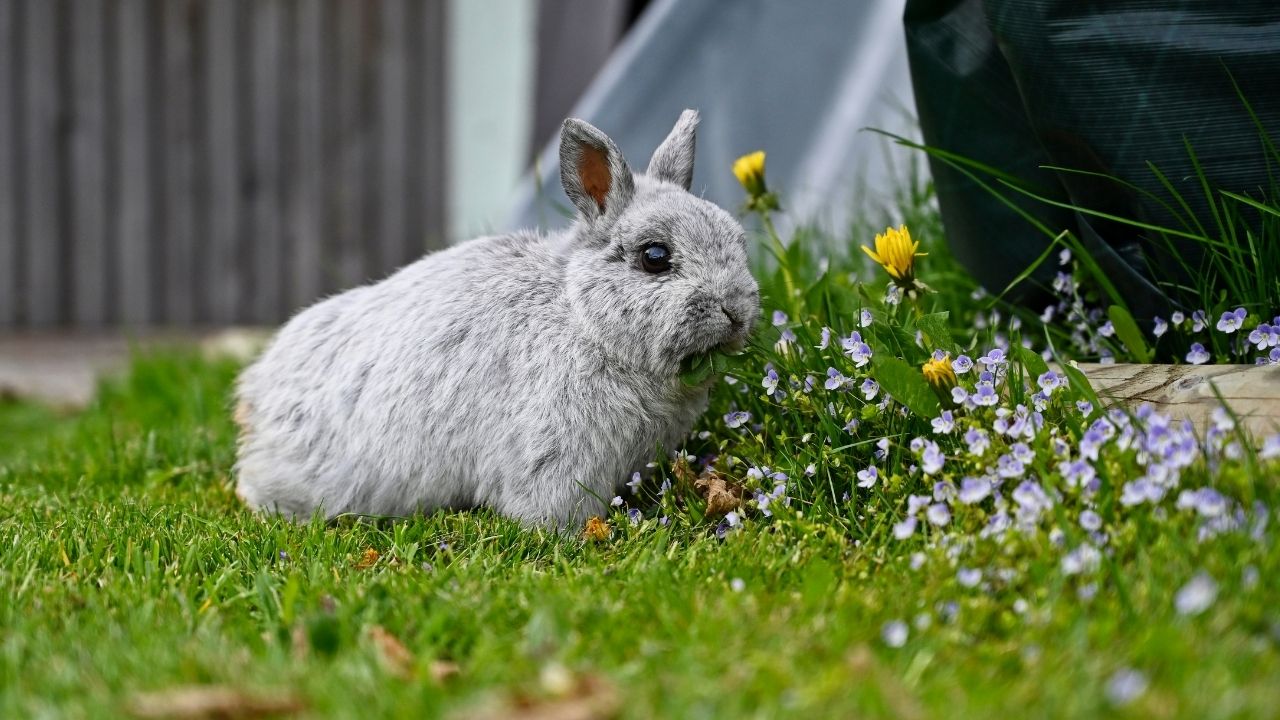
234;110;760;528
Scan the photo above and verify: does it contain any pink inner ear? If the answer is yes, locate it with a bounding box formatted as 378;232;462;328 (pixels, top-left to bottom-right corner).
579;146;611;212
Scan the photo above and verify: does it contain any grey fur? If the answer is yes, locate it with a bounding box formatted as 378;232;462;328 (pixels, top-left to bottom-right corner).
235;110;759;528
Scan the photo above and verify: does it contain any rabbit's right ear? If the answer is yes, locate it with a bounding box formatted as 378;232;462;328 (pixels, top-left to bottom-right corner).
647;109;698;190
560;118;635;223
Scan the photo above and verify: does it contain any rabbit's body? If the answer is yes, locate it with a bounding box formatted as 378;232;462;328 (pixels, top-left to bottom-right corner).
235;111;759;527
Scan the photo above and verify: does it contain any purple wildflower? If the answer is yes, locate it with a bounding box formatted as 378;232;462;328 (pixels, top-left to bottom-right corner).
958;477;991;504
1052;271;1073;294
1106;668;1148;707
860;308;873;328
952;354;973;374
1012;480;1053;516
1186;342;1210;364
931;410;955;434
1037;370;1062;395
933;480;956;503
1176;487;1229;518
977;348;1007;372
964;428;990;456
817;326;832;350
627;472;642;494
1119;478;1165;506
996;453;1025;479
1080;509;1103;532
1059;459;1096;490
724;411;751;428
921;442;945;475
1174;571;1218;615
1216;307;1247;333
627;507;642;526
926;503;951;526
861;378;880;400
1080;426;1108;461
907;494;932;516
972;382;999;407
881;620;909;648
824;367;849;390
856;465;878;489
762;368;780;396
1248;322;1279;350
1261;434;1280;460
957;567;981;587
1152;316;1168;338
771;310;788;326
1061;544;1101;575
842;332;873;367
893;516;918;540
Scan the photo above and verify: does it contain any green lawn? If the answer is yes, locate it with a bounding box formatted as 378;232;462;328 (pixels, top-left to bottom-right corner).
2;195;1278;717
1;353;1276;719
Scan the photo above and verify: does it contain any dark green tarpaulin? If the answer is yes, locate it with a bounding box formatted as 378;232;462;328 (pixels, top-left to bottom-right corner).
906;0;1280;318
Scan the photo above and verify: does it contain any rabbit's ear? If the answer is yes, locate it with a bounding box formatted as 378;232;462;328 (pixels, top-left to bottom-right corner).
560;118;635;222
647;109;698;190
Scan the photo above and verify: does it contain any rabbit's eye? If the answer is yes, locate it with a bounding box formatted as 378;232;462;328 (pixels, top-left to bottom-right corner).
640;243;672;273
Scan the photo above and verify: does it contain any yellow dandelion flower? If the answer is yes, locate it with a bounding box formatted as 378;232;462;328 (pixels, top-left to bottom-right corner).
733;150;767;199
922;353;957;392
862;225;926;287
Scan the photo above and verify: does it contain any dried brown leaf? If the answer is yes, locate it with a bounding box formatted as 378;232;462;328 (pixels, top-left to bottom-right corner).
429;659;461;684
354;548;380;569
367;625;415;679
582;516;611;541
672;455;698;486
694;469;744;517
290;625;309;661
462;673;619;720
127;686;304;719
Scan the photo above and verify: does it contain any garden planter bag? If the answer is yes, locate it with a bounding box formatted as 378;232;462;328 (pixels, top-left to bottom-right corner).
905;0;1280;319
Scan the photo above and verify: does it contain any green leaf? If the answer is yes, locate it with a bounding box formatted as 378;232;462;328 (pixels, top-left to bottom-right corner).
1059;361;1102;416
679;352;713;387
1107;305;1152;363
913;311;953;351
872;355;940;418
1014;345;1050;380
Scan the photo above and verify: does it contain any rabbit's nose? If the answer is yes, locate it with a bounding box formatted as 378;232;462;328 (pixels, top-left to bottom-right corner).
721;305;743;329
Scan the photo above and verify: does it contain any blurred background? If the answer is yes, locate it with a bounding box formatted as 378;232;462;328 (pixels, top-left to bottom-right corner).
0;0;917;332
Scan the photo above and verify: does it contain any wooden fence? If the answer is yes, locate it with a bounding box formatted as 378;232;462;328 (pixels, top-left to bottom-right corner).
0;0;447;329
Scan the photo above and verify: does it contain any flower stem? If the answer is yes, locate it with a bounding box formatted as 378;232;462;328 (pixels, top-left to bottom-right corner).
759;211;800;319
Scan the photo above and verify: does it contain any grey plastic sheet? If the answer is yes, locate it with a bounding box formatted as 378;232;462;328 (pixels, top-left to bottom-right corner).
506;0;922;240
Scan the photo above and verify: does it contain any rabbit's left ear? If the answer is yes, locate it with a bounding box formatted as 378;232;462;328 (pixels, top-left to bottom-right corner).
647;109;698;190
560;118;635;222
